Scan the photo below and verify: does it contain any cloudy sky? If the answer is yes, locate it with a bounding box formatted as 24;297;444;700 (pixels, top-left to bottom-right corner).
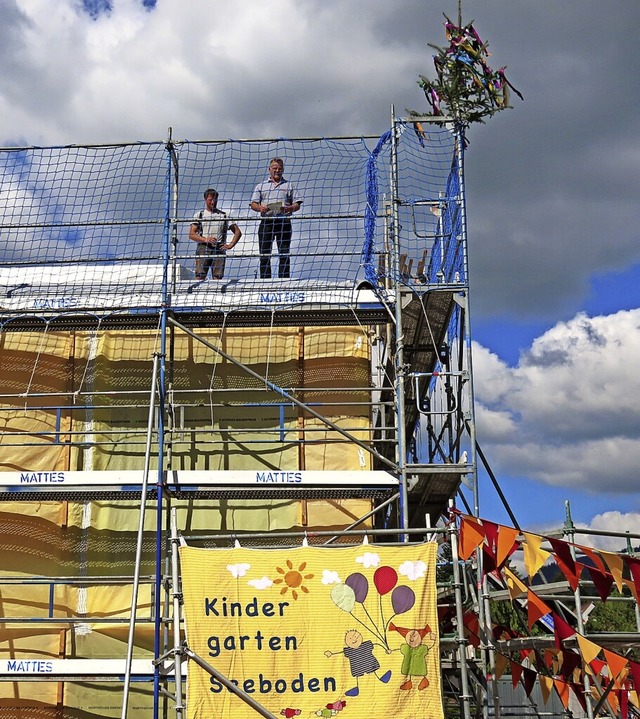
1;0;639;541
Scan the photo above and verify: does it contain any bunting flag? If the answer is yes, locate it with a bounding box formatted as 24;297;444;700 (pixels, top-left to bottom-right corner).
522;532;551;578
463;611;481;649
526;588;551;629
628;660;640;693
522;666;537;697
546;537;581;591
543;648;559;673
459;515;485;560
582;563;615;602
620;688;629;719
494;652;509;680
552;611;576;649
559;649;582;682
482;545;497;575
608;688;620;715
601;551;625;592
577;544;608;574
496;525;520;569
510;661;523;689
624;556;640;600
576;634;601;667
539;674;554;704
623;578;638;602
604;648;629;685
553;678;570;709
450;512;640;708
482;520;499;560
503;566;527;600
570;682;587;712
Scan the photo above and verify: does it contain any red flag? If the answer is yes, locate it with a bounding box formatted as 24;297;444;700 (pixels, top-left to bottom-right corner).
582;563;614;602
559;650;582;681
628;659;640;690
547;537;581;591
510;661;523;689
624;556;640;601
522;666;537;697
552;611;576;649
483;519;499;560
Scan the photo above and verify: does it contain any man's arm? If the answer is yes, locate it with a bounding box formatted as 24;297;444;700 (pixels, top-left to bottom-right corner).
250;200;269;215
189;222;208;243
223;223;242;250
282;201;301;215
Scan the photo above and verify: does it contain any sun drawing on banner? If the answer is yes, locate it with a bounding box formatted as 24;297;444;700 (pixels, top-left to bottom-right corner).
273;559;314;600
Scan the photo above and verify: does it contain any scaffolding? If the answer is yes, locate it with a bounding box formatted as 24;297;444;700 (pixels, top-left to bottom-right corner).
1;116;637;719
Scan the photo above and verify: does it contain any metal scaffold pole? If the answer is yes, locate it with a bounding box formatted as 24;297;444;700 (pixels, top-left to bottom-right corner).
390;106;410;535
121;351;161;719
170;508;185;718
449;501;473;719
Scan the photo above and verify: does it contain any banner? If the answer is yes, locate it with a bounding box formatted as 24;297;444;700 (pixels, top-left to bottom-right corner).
180;543;442;719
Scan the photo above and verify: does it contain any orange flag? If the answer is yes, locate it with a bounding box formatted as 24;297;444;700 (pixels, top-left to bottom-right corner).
494;652;509;680
496;524;520;568
576;633;602;667
601;551;625;592
522;531;551;578
527;588;551;629
624;578;638;602
604;648;628;684
543;649;556;670
577;544;607;574
459;515;485;560
554;678;570;709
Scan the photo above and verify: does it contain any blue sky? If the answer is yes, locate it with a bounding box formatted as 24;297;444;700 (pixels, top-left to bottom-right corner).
1;0;639;542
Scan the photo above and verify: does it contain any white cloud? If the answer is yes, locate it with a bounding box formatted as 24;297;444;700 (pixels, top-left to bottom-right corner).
321;570;341;585
573;511;640;552
398;560;427;580
226;562;251;578
474;309;640;494
248;576;273;590
355;551;380;568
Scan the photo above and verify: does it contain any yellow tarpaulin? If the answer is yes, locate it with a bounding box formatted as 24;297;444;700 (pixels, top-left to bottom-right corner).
180;543;442;719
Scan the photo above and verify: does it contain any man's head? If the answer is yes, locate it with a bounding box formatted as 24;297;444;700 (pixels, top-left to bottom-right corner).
268;158;284;182
203;188;218;211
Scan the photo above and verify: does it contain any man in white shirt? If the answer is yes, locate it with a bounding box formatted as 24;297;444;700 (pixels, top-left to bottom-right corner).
189;188;241;280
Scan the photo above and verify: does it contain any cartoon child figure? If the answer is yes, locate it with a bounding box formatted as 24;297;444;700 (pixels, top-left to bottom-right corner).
325;629;392;697
389;622;436;691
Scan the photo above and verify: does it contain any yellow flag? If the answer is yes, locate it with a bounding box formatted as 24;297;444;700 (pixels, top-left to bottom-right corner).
522;532;551;578
576;633;601;667
180;543;442;719
539;674;554;705
503;566;527;600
